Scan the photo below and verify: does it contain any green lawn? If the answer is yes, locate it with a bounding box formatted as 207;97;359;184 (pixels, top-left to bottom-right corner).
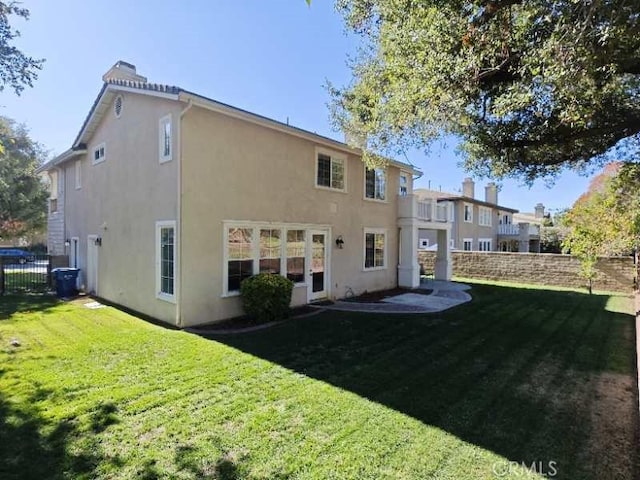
0;283;637;479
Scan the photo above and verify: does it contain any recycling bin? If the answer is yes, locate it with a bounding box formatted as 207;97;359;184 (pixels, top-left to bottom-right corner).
51;268;80;298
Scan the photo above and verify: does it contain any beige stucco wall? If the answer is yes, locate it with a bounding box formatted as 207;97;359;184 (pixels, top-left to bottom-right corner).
179;106;404;326
62;92;182;324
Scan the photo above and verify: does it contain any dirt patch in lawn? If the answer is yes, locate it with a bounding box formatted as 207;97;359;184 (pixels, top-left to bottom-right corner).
586;372;638;480
343;288;433;303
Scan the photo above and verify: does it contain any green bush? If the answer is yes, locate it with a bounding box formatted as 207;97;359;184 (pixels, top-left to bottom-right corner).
240;273;294;324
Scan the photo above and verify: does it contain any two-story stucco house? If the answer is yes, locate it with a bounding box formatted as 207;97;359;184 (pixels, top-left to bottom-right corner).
37;61;451;327
416;178;541;253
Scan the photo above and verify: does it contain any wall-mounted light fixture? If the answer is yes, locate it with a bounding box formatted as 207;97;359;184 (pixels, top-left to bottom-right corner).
64;239;71;247
335;235;344;249
95;237;102;247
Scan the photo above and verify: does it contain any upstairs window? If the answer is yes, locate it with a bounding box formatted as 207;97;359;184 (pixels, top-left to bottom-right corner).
399;172;409;196
93;143;106;165
49;171;58;213
316;152;344;191
159;115;172;163
479;207;492;226
75;160;82;190
463;203;473;223
365;167;386;200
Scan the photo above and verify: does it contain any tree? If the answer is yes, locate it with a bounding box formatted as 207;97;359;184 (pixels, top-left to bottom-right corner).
330;1;640;181
562;162;640;291
0;2;43;95
0;117;48;241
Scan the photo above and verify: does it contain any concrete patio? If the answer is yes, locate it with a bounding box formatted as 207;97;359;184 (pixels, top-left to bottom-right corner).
316;280;472;314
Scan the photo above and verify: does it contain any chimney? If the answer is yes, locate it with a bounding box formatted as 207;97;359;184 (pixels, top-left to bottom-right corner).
462;177;475;198
485;182;498;205
534;203;545;219
102;61;147;83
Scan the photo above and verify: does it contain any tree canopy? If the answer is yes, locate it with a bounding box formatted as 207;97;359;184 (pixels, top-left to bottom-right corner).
330;0;640;181
0;2;43;95
562;162;638;259
0;116;48;240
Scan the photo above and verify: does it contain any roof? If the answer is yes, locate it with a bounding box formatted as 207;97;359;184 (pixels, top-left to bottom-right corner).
38;75;420;175
414;188;518;213
438;195;519;213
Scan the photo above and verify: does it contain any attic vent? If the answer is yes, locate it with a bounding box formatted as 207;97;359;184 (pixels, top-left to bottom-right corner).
114;95;123;118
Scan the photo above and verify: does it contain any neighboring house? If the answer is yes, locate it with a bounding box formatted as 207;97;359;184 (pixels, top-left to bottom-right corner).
416;178;541;253
37;61;451;327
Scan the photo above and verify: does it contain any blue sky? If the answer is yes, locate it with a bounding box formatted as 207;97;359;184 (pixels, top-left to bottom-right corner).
3;0;592;213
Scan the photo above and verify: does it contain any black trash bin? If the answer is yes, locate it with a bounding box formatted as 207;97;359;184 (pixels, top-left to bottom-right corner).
51;268;80;298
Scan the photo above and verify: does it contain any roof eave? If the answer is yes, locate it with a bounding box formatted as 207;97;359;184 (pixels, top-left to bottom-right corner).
35;147;87;174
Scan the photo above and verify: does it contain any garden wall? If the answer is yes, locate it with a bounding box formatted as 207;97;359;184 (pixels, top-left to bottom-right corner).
419;251;635;293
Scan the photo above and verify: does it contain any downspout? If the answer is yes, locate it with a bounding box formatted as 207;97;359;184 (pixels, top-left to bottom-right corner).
175;99;193;327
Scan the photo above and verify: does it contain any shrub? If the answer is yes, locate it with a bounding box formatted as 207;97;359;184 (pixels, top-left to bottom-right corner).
240;273;294;324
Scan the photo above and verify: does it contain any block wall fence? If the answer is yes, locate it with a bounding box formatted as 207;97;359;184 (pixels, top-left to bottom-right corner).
418;251;636;293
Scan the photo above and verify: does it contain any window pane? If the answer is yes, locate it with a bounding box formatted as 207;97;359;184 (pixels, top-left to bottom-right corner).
317;154;331;187
228;228;253;259
375;170;386;200
286;230;305;283
399;174;407;196
365;168;375;198
259;229;281;274
331;159;344;189
365;233;374;268
374;233;385;267
228;259;253;292
164;121;171;157
286;257;305;283
159;226;175;295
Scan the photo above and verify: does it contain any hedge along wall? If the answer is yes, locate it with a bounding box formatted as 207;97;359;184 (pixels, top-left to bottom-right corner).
418;251;636;293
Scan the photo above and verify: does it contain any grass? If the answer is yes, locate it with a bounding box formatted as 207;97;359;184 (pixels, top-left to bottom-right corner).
0;283;638;479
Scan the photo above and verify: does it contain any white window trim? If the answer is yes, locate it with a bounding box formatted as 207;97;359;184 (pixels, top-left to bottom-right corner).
159;114;173;163
363;165;388;203
314;147;347;193
463;238;473;251
479;207;492;227
363;227;387;271
92;142;106;165
75;159;82;190
156;220;177;303
222;221;331;297
478;238;492;252
48;170;58;200
463;203;473;223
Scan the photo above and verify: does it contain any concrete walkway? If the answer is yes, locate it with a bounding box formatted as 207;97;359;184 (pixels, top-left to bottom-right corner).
316;280;472;314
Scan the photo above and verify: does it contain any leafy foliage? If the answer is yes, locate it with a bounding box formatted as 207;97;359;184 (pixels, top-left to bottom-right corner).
0;116;48;239
562;162;640;291
240;273;294;324
330;0;640;180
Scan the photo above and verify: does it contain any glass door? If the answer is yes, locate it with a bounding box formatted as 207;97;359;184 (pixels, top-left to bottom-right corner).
309;231;327;300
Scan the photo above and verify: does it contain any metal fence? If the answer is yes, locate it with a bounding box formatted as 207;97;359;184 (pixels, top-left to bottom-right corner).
0;254;52;294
